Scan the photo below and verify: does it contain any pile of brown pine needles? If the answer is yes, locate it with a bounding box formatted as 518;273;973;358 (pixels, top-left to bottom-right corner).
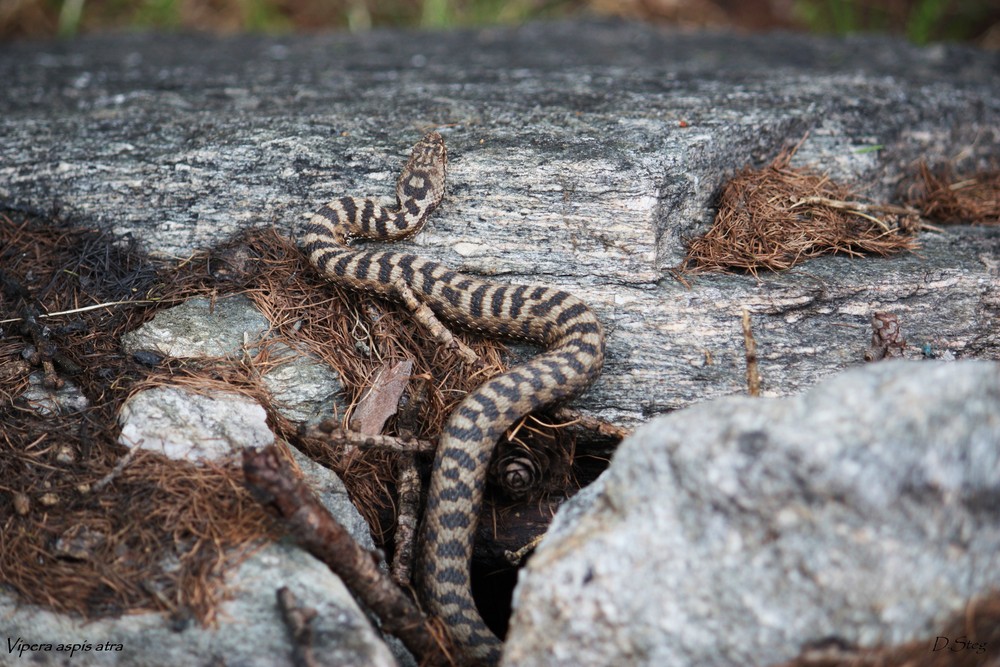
0;213;274;622
908;161;1000;225
681;143;920;274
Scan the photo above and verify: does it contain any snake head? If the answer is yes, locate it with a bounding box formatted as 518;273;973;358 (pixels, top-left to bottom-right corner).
396;131;447;208
410;131;447;170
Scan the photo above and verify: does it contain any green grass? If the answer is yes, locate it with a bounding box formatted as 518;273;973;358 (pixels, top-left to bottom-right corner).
27;0;999;42
48;0;581;35
419;0;569;27
131;0;182;29
793;0;993;44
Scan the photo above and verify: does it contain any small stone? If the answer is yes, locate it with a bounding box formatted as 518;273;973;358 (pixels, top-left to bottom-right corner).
13;493;30;515
21;372;89;416
121;294;269;359
132;349;165;367
118;385;273;461
55;445;76;464
260;343;346;425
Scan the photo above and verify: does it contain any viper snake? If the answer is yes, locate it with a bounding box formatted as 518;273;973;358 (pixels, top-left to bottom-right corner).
299;132;605;666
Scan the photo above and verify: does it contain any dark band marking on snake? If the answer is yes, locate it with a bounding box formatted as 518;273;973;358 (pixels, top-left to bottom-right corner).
299;132;605;666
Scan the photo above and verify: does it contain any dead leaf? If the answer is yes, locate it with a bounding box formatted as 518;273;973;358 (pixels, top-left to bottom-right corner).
349;359;414;435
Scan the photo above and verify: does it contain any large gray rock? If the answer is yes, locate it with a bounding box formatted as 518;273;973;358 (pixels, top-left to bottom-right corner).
2;22;998;424
504;360;1000;667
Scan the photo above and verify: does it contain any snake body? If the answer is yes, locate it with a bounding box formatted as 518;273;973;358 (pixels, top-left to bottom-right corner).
300;132;605;666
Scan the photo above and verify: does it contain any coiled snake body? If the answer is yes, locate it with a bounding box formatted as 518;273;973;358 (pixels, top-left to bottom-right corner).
300;132;605;666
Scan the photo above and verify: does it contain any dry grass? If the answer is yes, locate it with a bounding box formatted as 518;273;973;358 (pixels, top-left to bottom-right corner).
1;212;579;621
0;213;274;622
681;141;920;275
907;161;1000;225
0;450;273;622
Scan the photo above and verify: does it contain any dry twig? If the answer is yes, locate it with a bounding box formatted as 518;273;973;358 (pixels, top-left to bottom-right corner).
392;278;478;364
242;446;450;666
390;454;421;587
742;309;761;396
304;422;437;455
551;407;632;441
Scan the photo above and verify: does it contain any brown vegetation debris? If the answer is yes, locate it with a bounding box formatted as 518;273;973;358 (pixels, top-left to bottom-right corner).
2;450;273;622
681;142;920;275
349;359;415;435
907;161;1000;225
864;311;906;362
0;212;273;623
1;210;615;628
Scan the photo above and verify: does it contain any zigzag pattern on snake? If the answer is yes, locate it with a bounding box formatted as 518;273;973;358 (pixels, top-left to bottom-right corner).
299;131;605;666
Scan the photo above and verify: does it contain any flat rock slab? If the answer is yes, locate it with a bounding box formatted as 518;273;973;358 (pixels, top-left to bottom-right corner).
1;21;998;424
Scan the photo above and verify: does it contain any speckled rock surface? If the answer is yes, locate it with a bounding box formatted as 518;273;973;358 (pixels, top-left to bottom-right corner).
505;360;1000;667
118;384;273;458
2;21;998;423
